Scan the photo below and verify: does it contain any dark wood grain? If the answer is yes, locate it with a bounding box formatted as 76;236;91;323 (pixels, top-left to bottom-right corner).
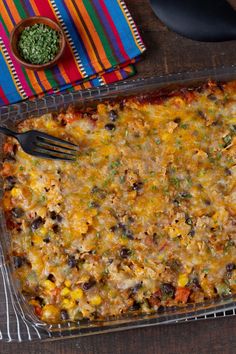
130;0;236;78
1;0;236;352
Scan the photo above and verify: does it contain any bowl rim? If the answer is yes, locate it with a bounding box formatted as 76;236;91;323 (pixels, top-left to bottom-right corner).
10;16;66;70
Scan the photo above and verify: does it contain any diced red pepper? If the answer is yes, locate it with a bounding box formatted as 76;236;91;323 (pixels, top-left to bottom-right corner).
1;163;12;176
3;143;14;154
51;287;61;302
148;289;162;306
34;306;42;316
175;287;191;303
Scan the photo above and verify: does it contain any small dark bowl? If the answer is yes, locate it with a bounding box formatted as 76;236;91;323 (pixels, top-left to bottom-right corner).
10;16;66;70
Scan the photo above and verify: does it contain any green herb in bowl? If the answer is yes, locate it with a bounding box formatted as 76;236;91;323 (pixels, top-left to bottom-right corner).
18;23;60;65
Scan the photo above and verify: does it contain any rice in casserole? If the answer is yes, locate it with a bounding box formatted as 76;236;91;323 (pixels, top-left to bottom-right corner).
2;81;236;323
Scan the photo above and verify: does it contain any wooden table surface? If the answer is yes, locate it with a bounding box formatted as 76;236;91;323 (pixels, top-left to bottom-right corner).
1;1;236;353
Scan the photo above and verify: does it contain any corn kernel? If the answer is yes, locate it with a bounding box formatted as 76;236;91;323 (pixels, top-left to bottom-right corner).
62;298;75;310
168;226;181;238
178;273;189;287
37;207;47;218
30;171;37;179
41;304;60;323
32;234;43;246
29;299;38;306
119;237;128;246
43;279;56;291
39;226;47;236
65;280;71;288
106;232;113;241
61;287;70;297
11;187;21;198
108;290;117;299
90;295;102;306
70;288;83;301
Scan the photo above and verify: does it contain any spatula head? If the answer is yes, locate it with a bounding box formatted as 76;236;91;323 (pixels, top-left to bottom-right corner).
150;0;236;41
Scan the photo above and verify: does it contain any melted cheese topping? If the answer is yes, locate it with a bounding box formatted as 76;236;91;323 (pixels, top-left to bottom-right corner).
2;81;236;323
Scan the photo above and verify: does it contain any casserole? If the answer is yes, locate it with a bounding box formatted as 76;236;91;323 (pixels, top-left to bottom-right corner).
0;66;236;341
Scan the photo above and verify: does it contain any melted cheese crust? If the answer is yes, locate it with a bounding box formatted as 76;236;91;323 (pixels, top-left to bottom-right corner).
2;81;236;323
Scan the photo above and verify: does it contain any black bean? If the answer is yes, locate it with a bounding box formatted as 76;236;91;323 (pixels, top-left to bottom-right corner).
204;199;211;206
82;280;96;291
50;211;57;220
129;301;141;311
60;309;69;320
13;256;25;268
110;225;118;232
128;216;135;223
192;277;200;288
50;211;62;222
5;176;17;191
132;182;143;191
3;153;16;162
118;222;126;231
43;236;50;243
225;168;232;176
105;123;116;131
160;283;175;298
197;110;206;119
211;120;220;126
124;229;134;240
207;94;217;101
91;186;99;194
52;224;60;233
226;263;236;272
157;305;165;314
11;207;24;218
68;255;77;268
110;223;134;239
31;216;44;231
47;273;55;282
188;229;195;237
35;296;44;306
120;247;132;259
174;117;181;124
56;214;62;222
109;109;118;122
131;282;142;294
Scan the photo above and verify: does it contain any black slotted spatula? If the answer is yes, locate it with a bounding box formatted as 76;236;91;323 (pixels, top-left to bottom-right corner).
150;0;236;41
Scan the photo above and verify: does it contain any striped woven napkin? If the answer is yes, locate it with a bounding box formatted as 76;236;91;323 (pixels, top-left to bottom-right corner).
0;0;146;106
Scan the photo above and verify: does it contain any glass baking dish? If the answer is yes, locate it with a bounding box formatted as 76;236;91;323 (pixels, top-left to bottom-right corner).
0;65;236;342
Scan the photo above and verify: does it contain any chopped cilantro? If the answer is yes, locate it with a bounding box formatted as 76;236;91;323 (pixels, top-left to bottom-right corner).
18;23;60;65
230;125;236;134
109;160;121;169
170;177;181;188
223;134;232;148
180;123;188;129
119;175;126;184
179;192;192;199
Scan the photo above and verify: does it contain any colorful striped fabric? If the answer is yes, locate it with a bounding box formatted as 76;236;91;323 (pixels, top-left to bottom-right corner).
0;0;146;106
